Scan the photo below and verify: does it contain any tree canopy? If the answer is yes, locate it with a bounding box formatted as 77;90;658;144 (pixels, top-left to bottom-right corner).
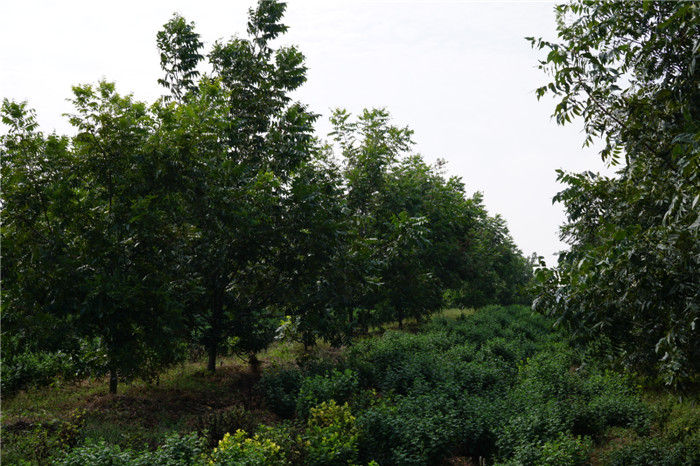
530;0;699;386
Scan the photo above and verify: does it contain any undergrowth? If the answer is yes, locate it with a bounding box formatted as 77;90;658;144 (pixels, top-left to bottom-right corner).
2;305;697;465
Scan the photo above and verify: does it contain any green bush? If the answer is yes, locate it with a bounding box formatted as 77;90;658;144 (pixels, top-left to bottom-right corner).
257;366;304;418
538;434;592;466
605;437;695;466
140;432;207;465
57;433;206;466
356;401;401;465
358;392;498;465
255;422;306;465
665;403;700;442
451;359;511;395
296;369;359;418
1;351;74;393
55;440;138;465
194;406;260;448
303;400;359;466
207;430;286;466
2;410;85;464
497;400;577;461
577;372;651;435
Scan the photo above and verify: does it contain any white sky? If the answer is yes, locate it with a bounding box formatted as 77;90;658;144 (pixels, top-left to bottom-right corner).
1;0;614;265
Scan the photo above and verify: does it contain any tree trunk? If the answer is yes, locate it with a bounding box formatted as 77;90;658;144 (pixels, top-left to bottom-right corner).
249;352;260;376
109;368;118;394
206;287;224;373
398;310;404;331
207;341;218;372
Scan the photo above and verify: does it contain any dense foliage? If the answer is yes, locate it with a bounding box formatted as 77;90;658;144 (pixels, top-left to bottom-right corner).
11;306;696;465
1;0;533;394
529;0;699;386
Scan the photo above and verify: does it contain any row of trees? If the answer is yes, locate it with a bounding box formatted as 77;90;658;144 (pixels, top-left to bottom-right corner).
531;0;699;386
1;1;533;393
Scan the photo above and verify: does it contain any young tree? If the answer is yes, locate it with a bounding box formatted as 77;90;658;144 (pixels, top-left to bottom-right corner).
66;83;186;393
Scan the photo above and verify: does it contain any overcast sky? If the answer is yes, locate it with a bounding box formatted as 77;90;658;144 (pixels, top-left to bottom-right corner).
1;0;614;264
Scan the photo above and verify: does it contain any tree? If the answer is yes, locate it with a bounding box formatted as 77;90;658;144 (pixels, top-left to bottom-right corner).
275;149;357;347
1;100;82;370
156;0;318;372
2;83;187;394
67;83;186;393
530;1;699;385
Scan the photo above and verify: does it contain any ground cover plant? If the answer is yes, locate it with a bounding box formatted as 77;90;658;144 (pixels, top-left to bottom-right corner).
3;305;697;465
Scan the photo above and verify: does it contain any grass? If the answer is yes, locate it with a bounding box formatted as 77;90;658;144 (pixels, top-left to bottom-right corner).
1;359;259;463
367;307;475;335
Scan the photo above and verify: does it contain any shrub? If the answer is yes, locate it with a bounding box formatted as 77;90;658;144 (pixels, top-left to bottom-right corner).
570;372;651;436
55;440;137;465
296;369;359;418
665;403;700;442
57;433;206;466
501;433;591;466
208;430;285;466
497;400;577;461
139;432;207;465
451;359;511;395
304;400;359;466
255;422;306;465
297;354;339;377
358;391;498;465
605;437;692;466
538;434;592;466
2;410;86;464
194;406;260;448
257;366;304;418
356;401;401;465
1;351;74;393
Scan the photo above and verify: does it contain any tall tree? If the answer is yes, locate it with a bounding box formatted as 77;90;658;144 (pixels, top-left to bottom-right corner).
156;13;204;102
157;0;317;372
530;1;699;385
